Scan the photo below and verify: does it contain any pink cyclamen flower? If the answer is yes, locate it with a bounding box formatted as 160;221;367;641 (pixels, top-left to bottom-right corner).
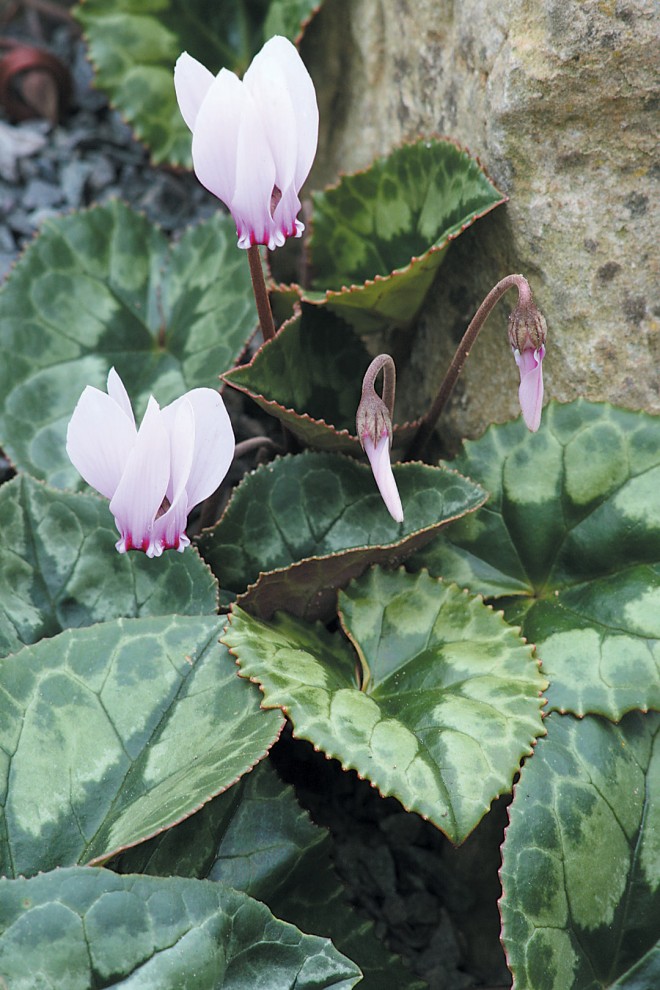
513;344;545;432
66;368;235;557
362;431;404;524
174;36;318;251
356;354;404;524
508;300;547;432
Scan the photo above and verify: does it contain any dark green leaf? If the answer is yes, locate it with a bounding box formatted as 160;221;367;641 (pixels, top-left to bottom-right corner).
0;475;217;659
198;450;487;620
307;138;506;331
119;760;425;989
224;567;547;841
410;401;660;720
0;866;361;988
225;304;419;452
0;203;255;487
225;306;369;452
0;616;283;877
75;0;321;166
210;761;426;989
500;712;660;990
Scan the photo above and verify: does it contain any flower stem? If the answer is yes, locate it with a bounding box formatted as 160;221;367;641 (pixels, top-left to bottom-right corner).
247;244;276;342
407;274;532;459
362;354;396;418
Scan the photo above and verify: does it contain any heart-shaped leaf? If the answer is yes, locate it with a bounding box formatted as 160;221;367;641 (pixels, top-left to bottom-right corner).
224;304;419;453
118;760;425;989
0;615;284;877
198;450;487;620
74;0;321;166
410;401;660;721
0;867;361;988
0;474;217;659
305;138;506;332
225;305;369;453
224;567;547;841
500;711;660;990
0;202;255;488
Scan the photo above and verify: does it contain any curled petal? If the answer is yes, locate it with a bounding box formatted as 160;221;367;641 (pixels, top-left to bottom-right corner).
232;100;279;248
244;35;318;236
67;371;236;556
192;69;275;248
66;382;136;499
109;398;170;555
106;366;136;426
175;36;317;251
151;400;194;553
190;68;243;212
174;52;215;131
363;432;404;524
161;388;235;509
515;345;545;432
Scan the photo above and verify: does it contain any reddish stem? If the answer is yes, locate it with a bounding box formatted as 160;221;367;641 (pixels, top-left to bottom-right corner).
361;354;396;419
247;244;276;342
407;275;532;459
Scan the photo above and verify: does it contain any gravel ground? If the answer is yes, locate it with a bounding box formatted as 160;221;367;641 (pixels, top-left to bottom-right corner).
0;10;510;988
0;22;214;283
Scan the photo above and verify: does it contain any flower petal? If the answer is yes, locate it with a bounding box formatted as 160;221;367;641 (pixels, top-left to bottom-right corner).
174;51;215;131
106;366;135;426
109;397;170;554
190;67;242;209
192;68;276;247
232;106;278;248
363;432;404;523
161;387;235;509
152;398;195;553
245;36;318;191
245;36;318;243
66;383;136;499
516;345;545;432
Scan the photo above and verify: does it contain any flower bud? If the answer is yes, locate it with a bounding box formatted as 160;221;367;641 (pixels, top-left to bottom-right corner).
356;356;403;523
508;302;547;354
508;301;548;433
356;392;392;453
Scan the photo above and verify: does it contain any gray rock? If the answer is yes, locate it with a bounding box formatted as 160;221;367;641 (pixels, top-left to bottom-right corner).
87;154;116;192
22;177;64;210
305;0;659;443
59;159;93;207
0;122;49;182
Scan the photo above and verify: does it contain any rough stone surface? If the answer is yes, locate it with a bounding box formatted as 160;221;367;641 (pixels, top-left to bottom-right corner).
304;0;658;445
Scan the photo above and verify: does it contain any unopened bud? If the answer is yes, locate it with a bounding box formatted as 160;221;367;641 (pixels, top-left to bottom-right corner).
508;297;547;433
357;392;392;450
508;302;547;355
356;354;403;523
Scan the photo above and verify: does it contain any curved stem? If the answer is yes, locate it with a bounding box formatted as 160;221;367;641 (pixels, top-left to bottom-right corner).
362;353;396;418
247;244;276;342
407;274;531;459
234;436;279;459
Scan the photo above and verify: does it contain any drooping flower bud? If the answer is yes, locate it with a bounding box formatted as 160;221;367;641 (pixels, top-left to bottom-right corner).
508;300;548;432
174;36;318;251
356;355;404;523
508;301;547;355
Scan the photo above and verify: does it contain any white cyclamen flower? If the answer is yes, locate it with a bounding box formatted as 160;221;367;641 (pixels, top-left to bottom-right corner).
66;368;235;556
174;36;318;250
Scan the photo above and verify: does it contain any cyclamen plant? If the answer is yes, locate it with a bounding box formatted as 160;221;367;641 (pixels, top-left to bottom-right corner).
0;10;657;990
